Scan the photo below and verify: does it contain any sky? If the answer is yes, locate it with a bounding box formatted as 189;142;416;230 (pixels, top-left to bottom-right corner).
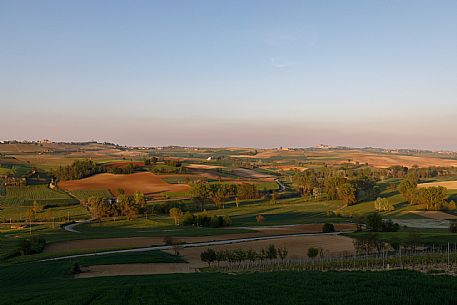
1;0;457;150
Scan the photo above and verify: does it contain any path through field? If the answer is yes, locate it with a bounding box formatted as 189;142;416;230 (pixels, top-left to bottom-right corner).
41;231;354;262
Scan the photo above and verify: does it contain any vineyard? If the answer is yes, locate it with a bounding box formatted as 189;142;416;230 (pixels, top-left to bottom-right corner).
2;261;457;305
0;185;77;206
208;246;457;275
69;189;112;200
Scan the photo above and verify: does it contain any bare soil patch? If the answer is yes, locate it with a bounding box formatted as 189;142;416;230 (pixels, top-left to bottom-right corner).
44;233;258;254
45;224;356;254
75;234;355;278
76;263;195;278
175;235;355;269
59;172;189;196
250;223;356;235
232;168;274;179
185;164;225;170
418;181;457;189
409;211;457;220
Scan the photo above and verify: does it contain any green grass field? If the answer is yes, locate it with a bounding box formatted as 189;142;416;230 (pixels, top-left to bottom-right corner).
0;185;77;206
204;197;348;226
1;261;457;305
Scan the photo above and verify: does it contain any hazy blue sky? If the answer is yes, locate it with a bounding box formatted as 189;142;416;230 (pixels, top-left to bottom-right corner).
1;0;457;149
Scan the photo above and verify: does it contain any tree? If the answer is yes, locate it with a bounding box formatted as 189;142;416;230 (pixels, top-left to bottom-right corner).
236;183;259;200
270;192;278;204
278;247;288;260
265;244;277;259
365;212;399;232
374;197;394;211
190;181;211;211
117;194;137;220
322;223;335;233
169;208;183;225
324;177;347;200
450;221;457;233
133;191;146;209
307;247;319;258
365;212;383;232
338;183;357;205
293;172;317;197
200;248;217;266
256;214;265;223
418;186;448;210
398;175;418;204
182;212;195;225
448;200;457;211
32;201;41;214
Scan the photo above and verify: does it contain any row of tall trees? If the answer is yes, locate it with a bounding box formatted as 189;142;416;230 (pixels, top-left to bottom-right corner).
54;160;102;181
292;170;379;205
200;244;288;266
190;181;260;210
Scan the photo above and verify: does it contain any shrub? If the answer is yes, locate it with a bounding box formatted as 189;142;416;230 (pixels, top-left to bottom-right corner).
256;214;265;223
307;247;319;258
322;223;335;233
71;262;81;274
19;237;46;256
201;249;217;266
182;212;195;226
374;197;394;211
366;213;383;231
448;200;457;211
381;219;400;232
182;212;231;228
450;222;457;233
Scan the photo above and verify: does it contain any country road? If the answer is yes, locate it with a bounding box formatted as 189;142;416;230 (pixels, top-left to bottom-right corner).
62;219;94;233
40;231;345;262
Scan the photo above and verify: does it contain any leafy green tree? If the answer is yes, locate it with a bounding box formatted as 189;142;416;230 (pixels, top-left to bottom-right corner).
169;207;183;225
322;223;335;233
190;181;211;211
338;183;357;205
265;244;277;259
307;247;319;258
418;186;448;210
365;212;383;232
398;174;418;204
118;194;136;220
374;197;394;211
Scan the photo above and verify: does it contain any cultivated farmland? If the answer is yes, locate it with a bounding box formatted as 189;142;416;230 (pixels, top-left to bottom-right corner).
59;172;190;196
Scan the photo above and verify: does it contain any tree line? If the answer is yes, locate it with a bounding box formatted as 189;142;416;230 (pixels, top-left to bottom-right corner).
291;169;379;205
398;173;453;210
190;181;260;210
200;244;288;266
82;190;146;220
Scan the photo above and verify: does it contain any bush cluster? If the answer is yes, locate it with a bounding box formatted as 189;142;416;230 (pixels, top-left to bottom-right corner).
19;236;46;255
183;211;232;228
200;244;288;266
